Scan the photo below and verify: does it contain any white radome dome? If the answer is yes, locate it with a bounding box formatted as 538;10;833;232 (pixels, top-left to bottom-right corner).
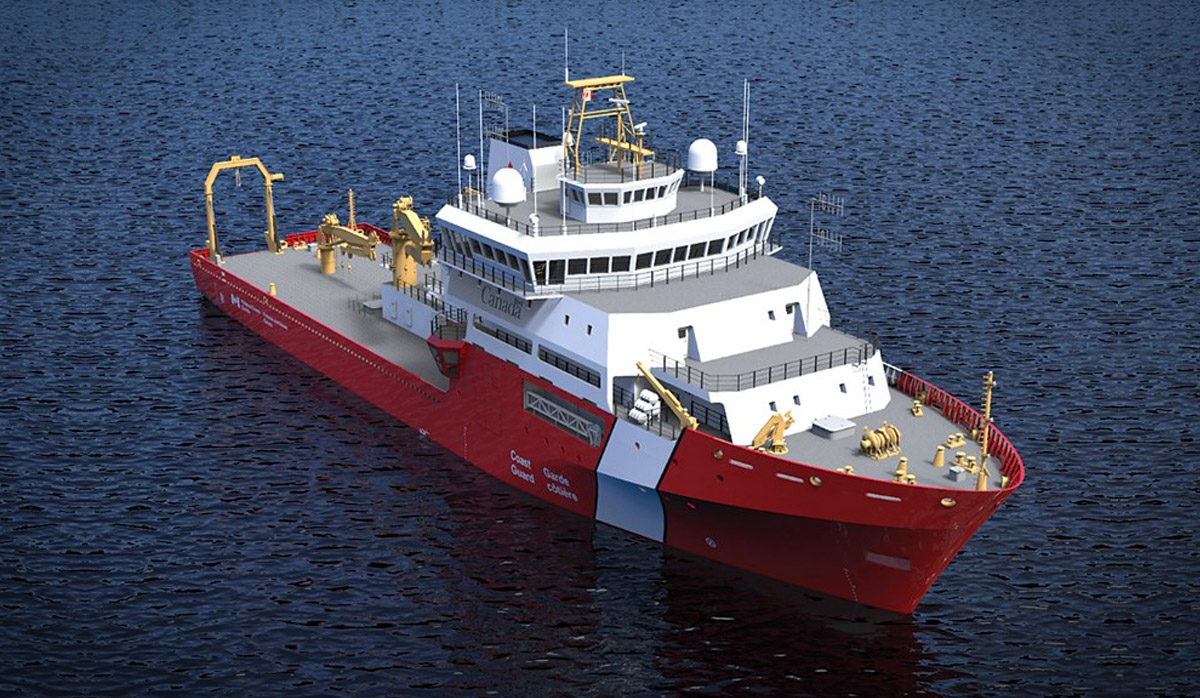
490;167;526;205
687;138;718;172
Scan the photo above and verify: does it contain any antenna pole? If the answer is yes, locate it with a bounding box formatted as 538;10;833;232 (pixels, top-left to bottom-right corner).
478;89;485;207
455;84;463;207
564;28;569;82
532;104;538;220
742;79;750;202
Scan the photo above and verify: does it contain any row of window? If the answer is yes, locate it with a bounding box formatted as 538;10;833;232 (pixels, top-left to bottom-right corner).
565;179;679;208
538;346;602;388
441;228;531;280
441;216;774;288
528;218;774;285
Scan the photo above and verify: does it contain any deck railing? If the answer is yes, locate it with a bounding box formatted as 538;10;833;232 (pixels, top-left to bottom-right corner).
447;175;756;238
612;383;681;440
884;364;1025;485
649;337;880;393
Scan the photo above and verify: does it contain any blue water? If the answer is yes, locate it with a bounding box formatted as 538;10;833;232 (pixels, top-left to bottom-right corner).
2;0;1197;695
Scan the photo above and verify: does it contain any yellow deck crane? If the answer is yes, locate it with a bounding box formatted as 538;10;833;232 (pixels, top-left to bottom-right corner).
317;190;379;274
751;411;795;455
635;362;698;432
389;196;435;288
204;155;285;260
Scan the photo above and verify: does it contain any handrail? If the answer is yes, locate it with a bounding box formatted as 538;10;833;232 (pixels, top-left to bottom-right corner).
885;365;1025;486
448;176;756;238
649;338;879;393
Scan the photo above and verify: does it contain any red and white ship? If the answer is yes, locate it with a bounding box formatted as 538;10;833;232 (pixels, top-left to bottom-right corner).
190;73;1025;613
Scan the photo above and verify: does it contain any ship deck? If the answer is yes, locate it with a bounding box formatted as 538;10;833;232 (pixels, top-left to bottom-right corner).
779;388;1006;491
219;247;450;391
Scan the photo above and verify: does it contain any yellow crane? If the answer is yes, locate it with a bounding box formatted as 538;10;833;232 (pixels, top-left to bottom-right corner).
204;155;285;260
635;362;698;432
317;192;379;274
390;196;435;288
751;411;794;455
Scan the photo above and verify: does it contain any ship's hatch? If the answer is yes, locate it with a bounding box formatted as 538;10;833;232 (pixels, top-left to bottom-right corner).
426;335;466;378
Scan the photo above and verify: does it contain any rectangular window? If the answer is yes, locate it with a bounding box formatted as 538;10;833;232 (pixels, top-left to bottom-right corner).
689;242;706;259
538;346;601;388
480;243;495;261
634;188;645;202
611;255;631;272
728;234;738;248
533;260;548;284
654;249;672;266
520;258;534;283
658;185;668;198
603;192;618;206
589;257;609;274
470;238;482;255
635;252;652;269
623;190;633;204
568;258;588;275
589;192;602;205
707;239;724;255
506;252;520;270
673;245;688;263
549;260;566;284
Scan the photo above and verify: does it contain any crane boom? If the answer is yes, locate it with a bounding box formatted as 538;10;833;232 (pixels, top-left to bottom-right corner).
635;362;698;432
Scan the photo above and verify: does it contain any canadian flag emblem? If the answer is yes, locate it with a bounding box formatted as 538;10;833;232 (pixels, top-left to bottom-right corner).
583;88;593;102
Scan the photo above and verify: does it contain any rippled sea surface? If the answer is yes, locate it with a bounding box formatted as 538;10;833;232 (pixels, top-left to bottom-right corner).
2;1;1197;695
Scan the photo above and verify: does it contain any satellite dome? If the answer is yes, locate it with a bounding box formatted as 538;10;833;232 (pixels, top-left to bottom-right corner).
490;167;526;206
462;153;477;171
687;138;718;172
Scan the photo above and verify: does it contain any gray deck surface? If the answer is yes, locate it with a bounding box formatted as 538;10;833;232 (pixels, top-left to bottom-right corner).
569;255;810;314
782;388;1006;491
688;326;865;374
221;246;450;390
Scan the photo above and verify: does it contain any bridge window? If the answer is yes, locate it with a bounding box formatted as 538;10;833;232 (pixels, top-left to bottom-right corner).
636;252;652;269
549;260;565;284
589;257;609;274
623;190;633;204
533;260;547;284
672;245;688;263
654;249;672;266
603;192;618;206
612;255;631;272
689;242;706;259
588;192;602;205
634;188;646;202
568;258;588;275
708;239;724;255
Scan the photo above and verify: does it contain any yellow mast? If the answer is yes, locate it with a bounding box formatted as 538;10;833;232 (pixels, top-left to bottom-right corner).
203;155;285;259
976;371;995;491
563;75;653;178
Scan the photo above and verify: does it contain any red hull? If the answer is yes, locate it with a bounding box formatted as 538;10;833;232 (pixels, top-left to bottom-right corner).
191;247;1023;613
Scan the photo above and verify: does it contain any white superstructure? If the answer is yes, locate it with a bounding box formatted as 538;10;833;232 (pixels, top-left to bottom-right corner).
386;74;889;446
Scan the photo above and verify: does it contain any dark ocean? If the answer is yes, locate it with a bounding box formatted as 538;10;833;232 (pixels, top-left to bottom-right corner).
2;0;1197;695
